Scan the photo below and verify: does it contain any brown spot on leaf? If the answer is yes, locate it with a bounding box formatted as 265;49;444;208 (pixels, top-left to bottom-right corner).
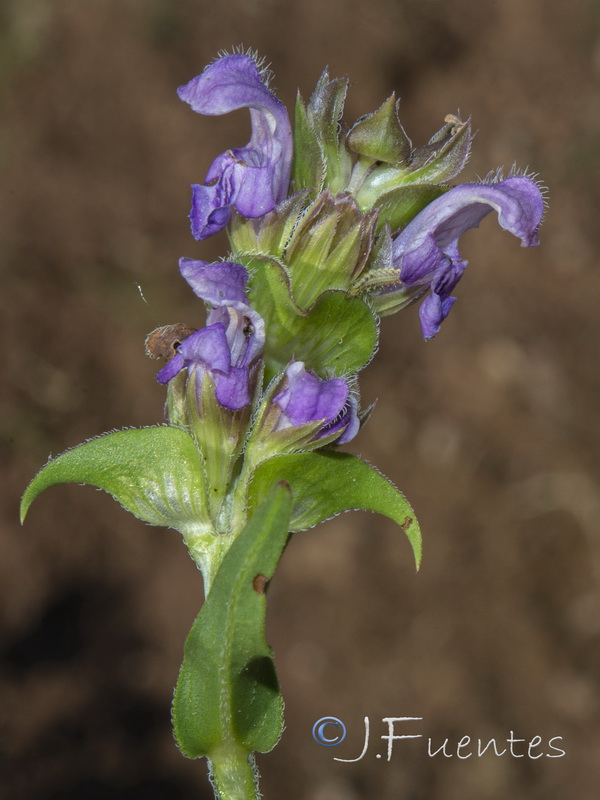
400;516;413;531
253;574;268;594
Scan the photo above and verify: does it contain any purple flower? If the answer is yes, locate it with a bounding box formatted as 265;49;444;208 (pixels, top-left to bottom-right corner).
179;258;265;366
156;260;264;410
178;53;293;240
273;362;360;445
389;176;545;339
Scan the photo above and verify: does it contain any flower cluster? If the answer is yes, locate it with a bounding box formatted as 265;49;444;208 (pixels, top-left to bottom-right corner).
146;49;543;537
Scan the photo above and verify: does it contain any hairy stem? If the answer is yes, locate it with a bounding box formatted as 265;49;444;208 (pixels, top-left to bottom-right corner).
208;751;260;800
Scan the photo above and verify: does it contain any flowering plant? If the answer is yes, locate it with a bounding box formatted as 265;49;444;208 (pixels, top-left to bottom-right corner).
21;50;544;800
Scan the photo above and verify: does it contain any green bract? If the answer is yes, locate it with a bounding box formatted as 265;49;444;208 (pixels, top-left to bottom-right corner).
20;426;210;534
248;451;422;569
244;256;378;380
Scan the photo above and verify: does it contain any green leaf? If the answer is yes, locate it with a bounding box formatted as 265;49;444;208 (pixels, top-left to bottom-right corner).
245;256;378;379
20;426;210;532
248;451;422;569
172;483;292;758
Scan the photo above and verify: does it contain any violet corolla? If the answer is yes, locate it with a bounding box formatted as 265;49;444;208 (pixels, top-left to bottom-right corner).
156;259;264;409
178;53;293;240
375;176;545;339
272;362;359;445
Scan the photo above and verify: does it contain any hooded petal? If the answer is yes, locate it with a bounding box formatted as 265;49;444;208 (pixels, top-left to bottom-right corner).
320;394;361;444
178;54;293;239
189;182;234;240
178;258;265;364
418;293;457;341
393;176;543;275
387;176;544;338
179;258;249;306
155;352;185;384
274;362;348;426
155;323;254;411
213;365;251;409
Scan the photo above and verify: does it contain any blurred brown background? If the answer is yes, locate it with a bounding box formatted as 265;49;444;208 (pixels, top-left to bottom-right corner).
2;0;600;798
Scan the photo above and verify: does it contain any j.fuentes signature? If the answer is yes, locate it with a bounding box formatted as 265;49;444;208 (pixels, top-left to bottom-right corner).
312;717;566;762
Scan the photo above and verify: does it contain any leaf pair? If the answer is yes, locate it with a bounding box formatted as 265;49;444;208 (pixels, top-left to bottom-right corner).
173;446;423;765
21;425;421;784
21;427;421;570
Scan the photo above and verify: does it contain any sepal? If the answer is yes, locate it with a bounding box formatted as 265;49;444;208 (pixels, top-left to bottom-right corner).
303;70;353;194
355;115;471;211
408;115;472;184
346;95;411;165
292;92;325;195
284;191;377;307
228;191;310;259
184;367;258;522
372;184;449;233
352;224;398;295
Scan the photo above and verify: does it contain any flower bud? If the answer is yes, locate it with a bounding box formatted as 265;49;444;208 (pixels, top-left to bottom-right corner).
284;191;377;307
346;94;411;165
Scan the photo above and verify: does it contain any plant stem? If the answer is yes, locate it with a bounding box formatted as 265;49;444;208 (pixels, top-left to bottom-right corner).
207;750;260;800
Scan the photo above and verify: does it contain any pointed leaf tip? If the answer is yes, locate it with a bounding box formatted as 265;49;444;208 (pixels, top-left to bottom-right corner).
20;426;209;531
248;451;422;570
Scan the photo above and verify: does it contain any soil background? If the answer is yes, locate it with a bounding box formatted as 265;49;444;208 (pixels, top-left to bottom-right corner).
2;1;600;798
